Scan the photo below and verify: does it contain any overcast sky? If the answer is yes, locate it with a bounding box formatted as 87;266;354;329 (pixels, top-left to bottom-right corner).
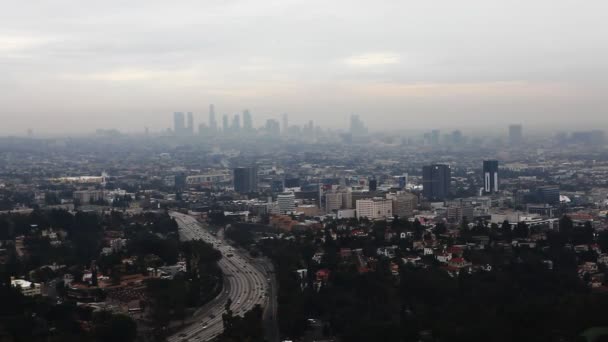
1;0;607;135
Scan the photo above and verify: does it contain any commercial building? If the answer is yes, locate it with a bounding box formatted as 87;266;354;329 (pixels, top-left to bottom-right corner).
356;198;393;220
395;174;408;190
350;115;368;136
324;187;352;213
386;192;418;218
209;104;217;132
537;185;560;205
422;164;451;201
173;112;185;135
233;167;258;194
243;110;253;131
446;200;474;223
368;178;378;191
73;190;104;204
277;192;296;214
509;124;523;145
483;160;499;194
186;112;194;134
186;172;231;186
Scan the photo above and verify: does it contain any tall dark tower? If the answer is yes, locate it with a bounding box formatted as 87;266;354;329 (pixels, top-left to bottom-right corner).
222;114;229;133
209;104;217;132
368;177;378;192
187;112;194;134
232;114;241;133
422;164;451;201
483;160;499;194
233;166;258;194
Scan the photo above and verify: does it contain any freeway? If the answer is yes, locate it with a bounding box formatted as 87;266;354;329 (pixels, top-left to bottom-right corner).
167;212;270;342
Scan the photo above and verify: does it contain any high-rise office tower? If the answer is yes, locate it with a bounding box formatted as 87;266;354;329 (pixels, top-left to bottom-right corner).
173;112;185;135
350;114;368;136
232;114;241;133
233;166;258;194
422;164;451;201
282;113;288;135
431;130;441;145
483;160;499;194
187;112;194;134
209;104;217;132
451;130;463;145
222;115;229;133
536;185;560;204
368;177;378;191
396;174;408;190
243;110;253;131
509;124;523;145
265;119;280;138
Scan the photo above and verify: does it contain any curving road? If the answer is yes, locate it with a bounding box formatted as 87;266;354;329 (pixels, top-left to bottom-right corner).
168;212;270;342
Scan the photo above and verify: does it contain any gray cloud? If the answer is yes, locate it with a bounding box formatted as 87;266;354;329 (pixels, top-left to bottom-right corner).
0;0;607;134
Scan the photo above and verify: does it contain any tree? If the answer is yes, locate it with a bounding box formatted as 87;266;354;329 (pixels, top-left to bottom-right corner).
598;231;608;253
219;305;265;342
434;222;447;234
513;222;529;239
559;215;574;240
413;218;423;238
93;311;137;342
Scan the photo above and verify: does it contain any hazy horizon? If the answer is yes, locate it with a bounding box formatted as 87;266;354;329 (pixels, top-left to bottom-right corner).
1;0;607;135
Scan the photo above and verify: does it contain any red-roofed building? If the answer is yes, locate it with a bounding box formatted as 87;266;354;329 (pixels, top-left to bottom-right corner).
316;269;331;283
446;246;464;257
448;257;471;269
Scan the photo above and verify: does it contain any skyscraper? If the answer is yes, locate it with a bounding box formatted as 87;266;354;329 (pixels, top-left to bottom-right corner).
233;166;258;194
431;130;440;145
350;114;368;136
232;114;241;133
265;119;280;138
509;124;523;145
422;164;451;201
187;112;194;135
368;177;378;191
209;104;217;133
483;160;499;194
243;110;253;131
222;114;229;133
173;112;185;135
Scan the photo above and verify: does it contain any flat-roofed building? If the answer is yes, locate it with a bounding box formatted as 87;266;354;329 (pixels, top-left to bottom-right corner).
356;198;393;219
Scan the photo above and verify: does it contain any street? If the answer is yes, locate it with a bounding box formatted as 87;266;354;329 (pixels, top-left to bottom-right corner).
167;212;275;342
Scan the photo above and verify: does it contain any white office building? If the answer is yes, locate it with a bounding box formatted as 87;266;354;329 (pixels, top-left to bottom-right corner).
356;198;393;219
277;192;296;214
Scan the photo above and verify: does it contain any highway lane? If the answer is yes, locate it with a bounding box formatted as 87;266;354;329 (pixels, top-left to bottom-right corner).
167;212;269;342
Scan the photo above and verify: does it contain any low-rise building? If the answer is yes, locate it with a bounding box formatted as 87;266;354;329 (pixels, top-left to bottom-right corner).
11;278;42;297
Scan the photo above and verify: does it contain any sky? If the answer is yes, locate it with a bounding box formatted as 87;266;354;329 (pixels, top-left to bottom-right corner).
1;0;607;135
